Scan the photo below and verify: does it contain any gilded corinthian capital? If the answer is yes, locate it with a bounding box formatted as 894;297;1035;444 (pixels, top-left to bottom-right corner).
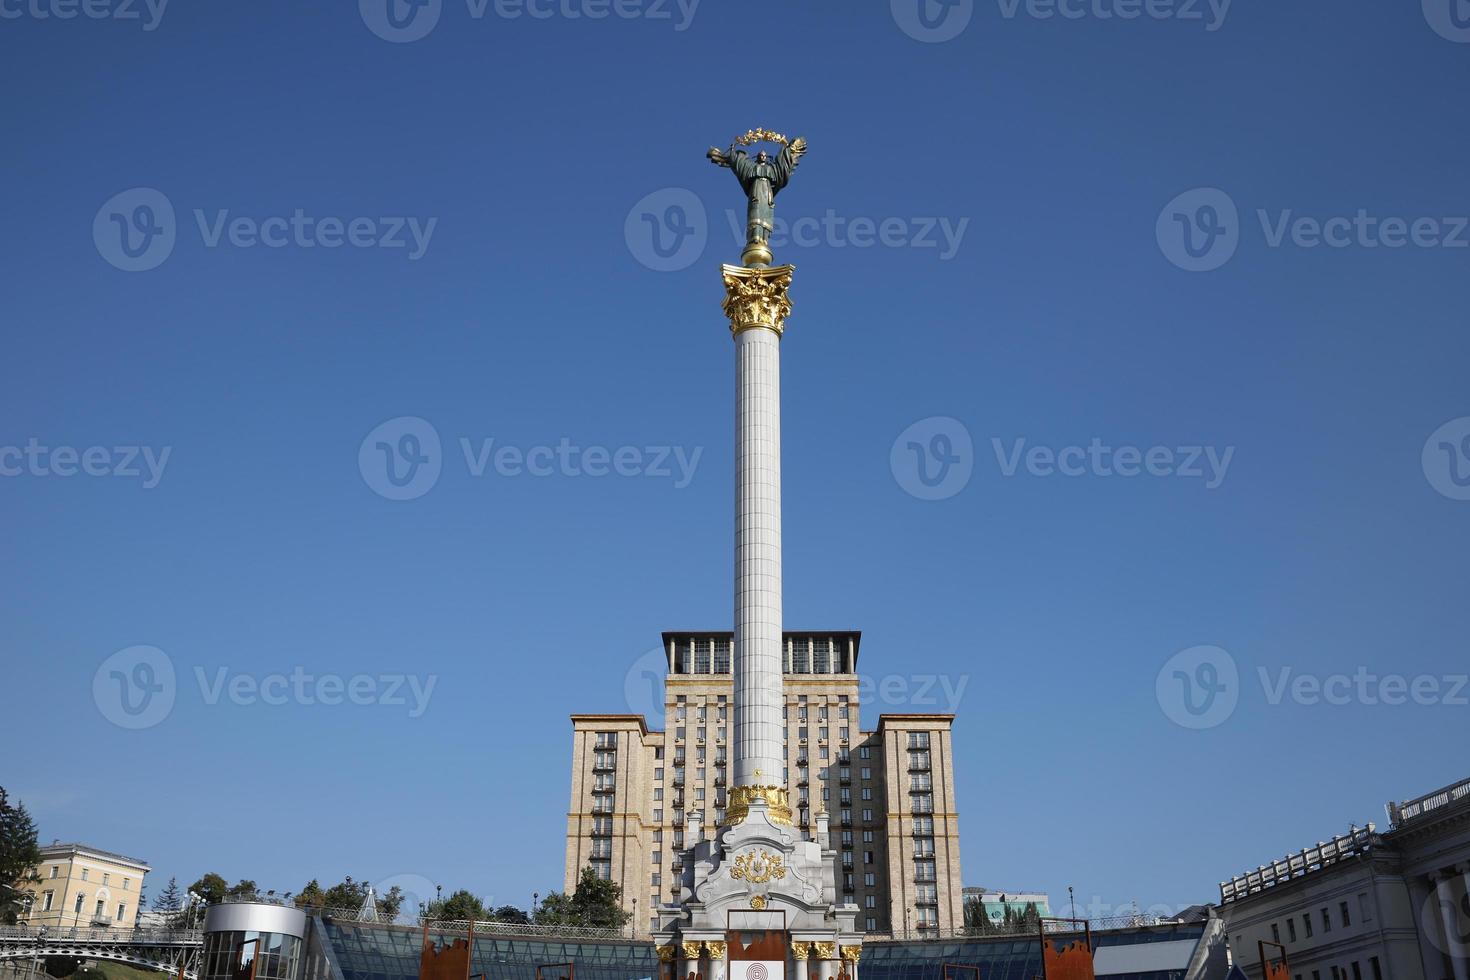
791;942;812;961
814;943;837;960
706;943;727;960
721;264;795;338
682;941;706;961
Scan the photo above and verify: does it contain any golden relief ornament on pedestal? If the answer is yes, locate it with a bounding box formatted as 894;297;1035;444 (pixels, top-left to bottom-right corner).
731;849;788;883
749;896;767;910
721;265;795;337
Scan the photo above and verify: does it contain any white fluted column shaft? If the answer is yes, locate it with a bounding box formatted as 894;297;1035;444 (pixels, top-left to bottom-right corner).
733;324;784;787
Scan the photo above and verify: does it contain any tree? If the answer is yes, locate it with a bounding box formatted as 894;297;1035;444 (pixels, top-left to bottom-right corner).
187;873;228;906
0;787;41;925
153;877;184;913
294;877;404;921
423;890;488;922
490;905;529;924
534;868;632;931
225;880;259;902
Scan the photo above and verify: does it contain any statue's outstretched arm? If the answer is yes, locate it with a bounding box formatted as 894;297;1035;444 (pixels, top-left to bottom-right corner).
707;145;732;169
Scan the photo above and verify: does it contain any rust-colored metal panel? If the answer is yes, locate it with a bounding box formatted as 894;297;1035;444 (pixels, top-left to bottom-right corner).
1039;919;1093;980
727;930;787;961
419;923;473;980
1259;941;1289;980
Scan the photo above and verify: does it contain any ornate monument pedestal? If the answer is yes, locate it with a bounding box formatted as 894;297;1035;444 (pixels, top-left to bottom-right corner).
656;128;860;980
653;798;861;980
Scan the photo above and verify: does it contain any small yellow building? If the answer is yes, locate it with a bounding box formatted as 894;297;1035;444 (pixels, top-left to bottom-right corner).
21;842;151;929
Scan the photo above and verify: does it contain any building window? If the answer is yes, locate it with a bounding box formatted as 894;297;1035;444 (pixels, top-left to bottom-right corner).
42;891;53;911
865;873;875;887
1288;919;1297;942
94;899;105;919
1322;909;1331;932
862;808;873;822
102;874;110;886
117;904;126;921
1340;901;1350;927
1303;915;1313;938
1271;924;1280;944
595;731;618;748
81;870;89;882
865;895;876;909
1351;964;1362;980
860;747;871;759
1369;958;1381;980
122;878;130;891
49;867;58;879
908;732;930;749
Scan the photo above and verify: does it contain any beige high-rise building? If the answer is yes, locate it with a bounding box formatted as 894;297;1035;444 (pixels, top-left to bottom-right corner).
20;842;151;929
565;630;964;938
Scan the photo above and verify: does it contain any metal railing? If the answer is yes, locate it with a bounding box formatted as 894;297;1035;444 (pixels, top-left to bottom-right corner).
1387;776;1470;828
1220;824;1379;904
868;915;1185;943
0;925;203;944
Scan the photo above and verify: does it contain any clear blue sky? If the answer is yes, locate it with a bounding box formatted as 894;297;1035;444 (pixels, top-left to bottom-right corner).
4;0;1469;923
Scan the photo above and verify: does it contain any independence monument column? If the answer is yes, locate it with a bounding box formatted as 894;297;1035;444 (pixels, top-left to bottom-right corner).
708;128;807;815
652;127;859;980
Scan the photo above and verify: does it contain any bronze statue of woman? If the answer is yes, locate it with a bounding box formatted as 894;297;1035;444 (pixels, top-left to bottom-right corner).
708;135;807;266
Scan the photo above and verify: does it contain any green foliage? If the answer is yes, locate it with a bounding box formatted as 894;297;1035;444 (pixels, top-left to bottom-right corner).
152;876;184;912
294;876;403;919
187;873;228;906
0;787;41;925
423;889;489;921
533;868;631;931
